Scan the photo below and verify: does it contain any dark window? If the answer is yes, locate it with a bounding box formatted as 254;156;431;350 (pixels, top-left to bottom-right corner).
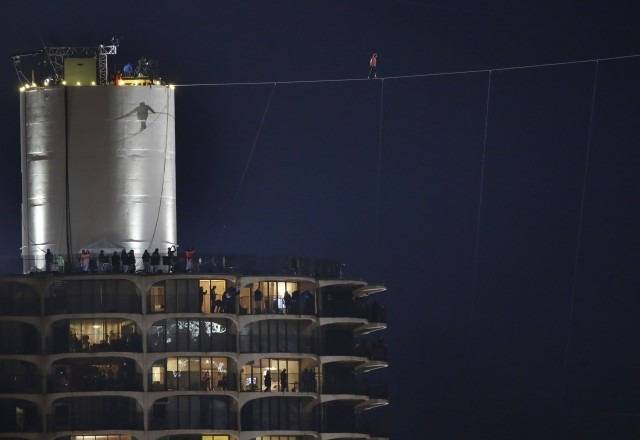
149;396;236;430
0;282;40;316
0;360;40;393
0;321;40;354
240;320;311;353
0;398;41;432
50;396;143;431
241;397;312;431
48;357;142;392
46;279;141;314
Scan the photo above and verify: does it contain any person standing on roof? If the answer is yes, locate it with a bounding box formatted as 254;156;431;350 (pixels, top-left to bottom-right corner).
368;53;379;79
185;248;195;272
45;249;53;273
142;250;151;273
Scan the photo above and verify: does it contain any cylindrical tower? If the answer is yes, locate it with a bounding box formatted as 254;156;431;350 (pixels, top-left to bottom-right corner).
20;85;177;272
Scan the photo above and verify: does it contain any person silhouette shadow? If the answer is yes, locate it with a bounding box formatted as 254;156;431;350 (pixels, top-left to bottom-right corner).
118;102;156;132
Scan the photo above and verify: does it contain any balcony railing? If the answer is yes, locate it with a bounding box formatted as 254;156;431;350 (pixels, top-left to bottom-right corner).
47;413;144;431
240;371;318;393
148;371;237;392
0;375;42;393
320;375;389;399
321;300;386;322
48;373;143;393
16;253;344;278
48;334;143;354
239;335;315;354
319;339;388;361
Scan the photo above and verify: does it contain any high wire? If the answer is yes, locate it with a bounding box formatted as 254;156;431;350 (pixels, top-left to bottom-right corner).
173;53;640;88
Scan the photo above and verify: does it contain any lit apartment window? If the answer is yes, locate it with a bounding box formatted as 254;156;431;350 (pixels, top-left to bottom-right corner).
150;285;165;312
72;436;133;440
198;279;227;313
151;366;165;385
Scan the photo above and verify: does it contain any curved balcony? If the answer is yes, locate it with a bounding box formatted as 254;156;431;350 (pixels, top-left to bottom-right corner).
48;357;142;393
317;401;366;436
320;287;386;325
148;395;237;430
45;278;141;315
147;319;237;353
0;321;41;355
0;359;41;393
240;396;316;431
0;398;42;432
47;319;142;354
317;327;387;363
149;356;237;392
148;278;235;314
49;396;143;431
320;363;369;397
0;281;40;316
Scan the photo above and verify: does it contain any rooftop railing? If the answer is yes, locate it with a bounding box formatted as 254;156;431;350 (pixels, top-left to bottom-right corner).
9;253;345;279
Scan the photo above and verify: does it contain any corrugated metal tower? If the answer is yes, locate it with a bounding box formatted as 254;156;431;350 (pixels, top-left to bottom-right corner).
17;45;177;272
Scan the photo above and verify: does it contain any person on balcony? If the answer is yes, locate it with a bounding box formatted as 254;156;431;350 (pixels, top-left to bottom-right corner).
264;370;271;392
280;369;288;392
210;285;217;312
306;290;315;312
128;249;136;273
121;249;129;273
222;287;234;313
199;286;206;312
292;289;301;314
254;287;263;314
45;248;53;272
80;249;91;272
98;250;108;272
56;254;65;273
167;246;176;273
111;251;120;273
142;250;151;273
202;371;211;391
284;290;292;314
151;248;160;272
185;247;195;272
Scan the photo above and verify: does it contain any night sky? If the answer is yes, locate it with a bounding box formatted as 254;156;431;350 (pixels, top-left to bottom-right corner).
1;1;639;438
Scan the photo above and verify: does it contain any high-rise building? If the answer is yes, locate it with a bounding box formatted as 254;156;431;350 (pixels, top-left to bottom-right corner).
0;46;389;440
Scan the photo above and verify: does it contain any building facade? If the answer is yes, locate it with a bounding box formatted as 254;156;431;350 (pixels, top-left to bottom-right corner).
0;265;389;440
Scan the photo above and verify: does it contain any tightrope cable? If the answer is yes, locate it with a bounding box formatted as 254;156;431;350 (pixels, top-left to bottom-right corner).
173;53;640;88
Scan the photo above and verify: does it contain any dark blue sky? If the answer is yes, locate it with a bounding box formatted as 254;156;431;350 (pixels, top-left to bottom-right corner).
1;1;639;438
